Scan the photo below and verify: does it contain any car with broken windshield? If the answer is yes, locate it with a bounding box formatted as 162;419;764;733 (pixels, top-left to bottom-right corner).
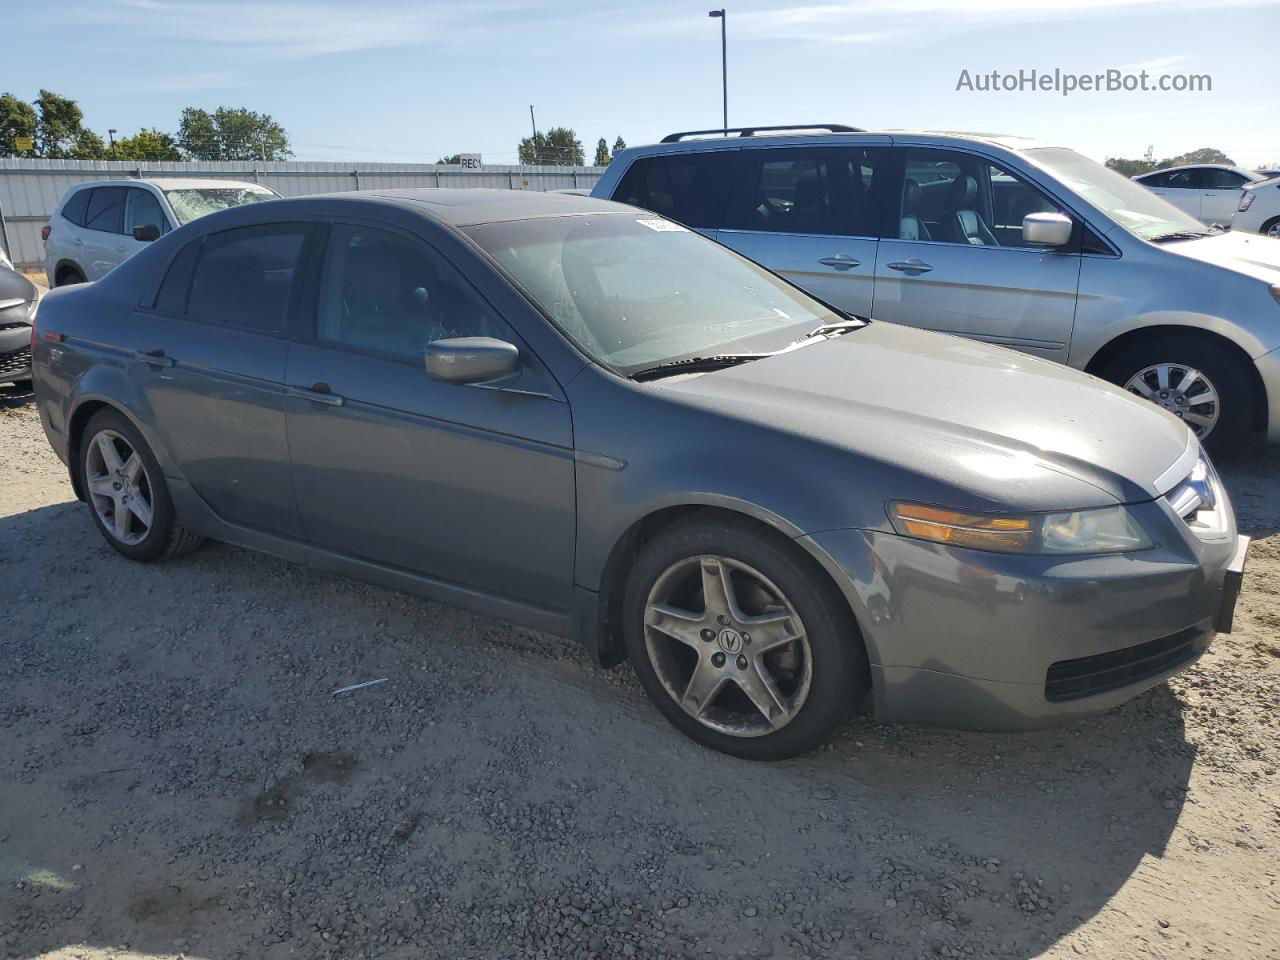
31;189;1248;759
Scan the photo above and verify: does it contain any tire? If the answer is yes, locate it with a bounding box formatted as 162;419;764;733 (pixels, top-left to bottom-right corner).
56;265;86;286
622;514;867;760
1098;333;1256;458
1262;217;1280;240
79;409;205;562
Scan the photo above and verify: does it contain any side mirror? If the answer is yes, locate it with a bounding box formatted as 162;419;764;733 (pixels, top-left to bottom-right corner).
1022;212;1073;247
132;224;161;242
425;337;519;385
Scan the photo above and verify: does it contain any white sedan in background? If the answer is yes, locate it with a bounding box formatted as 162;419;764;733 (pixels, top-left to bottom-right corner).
1133;164;1263;226
1232;176;1280;238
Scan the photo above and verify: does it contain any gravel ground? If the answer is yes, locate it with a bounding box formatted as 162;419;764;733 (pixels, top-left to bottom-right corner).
1;391;1278;960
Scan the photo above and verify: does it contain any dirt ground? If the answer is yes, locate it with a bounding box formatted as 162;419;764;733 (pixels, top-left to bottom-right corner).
1;389;1278;960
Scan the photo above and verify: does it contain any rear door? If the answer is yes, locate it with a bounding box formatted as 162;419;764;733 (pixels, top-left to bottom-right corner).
1200;168;1251;225
125;221;314;537
284;220;576;610
871;147;1081;362
79;186;129;280
716;143;889;317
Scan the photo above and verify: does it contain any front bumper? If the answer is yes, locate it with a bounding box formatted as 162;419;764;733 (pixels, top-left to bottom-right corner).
801;519;1244;731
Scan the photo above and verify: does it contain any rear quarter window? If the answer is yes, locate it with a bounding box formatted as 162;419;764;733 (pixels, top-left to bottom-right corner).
612;153;733;229
152;239;202;315
60;188;92;226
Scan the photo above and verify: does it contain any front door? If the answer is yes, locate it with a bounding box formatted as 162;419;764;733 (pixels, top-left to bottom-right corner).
871;148;1082;362
716;144;889;317
284;221;576;610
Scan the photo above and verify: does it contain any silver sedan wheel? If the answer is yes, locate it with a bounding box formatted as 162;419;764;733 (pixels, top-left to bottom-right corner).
1124;363;1220;439
1265;221;1280;239
643;555;812;738
85;430;154;546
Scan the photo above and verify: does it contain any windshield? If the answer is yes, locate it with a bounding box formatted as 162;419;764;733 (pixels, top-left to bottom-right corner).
464;214;839;375
163;185;278;225
1024;147;1209;241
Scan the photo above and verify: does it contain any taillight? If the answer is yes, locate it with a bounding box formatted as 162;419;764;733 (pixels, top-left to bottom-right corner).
40;224;51;242
1238;193;1255;212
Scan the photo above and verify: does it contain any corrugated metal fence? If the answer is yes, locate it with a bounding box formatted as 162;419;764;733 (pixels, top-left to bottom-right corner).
0;159;607;268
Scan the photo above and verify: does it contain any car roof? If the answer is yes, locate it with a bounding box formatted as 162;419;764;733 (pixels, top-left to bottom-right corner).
68;177;270;191
1141;163;1257;176
627;129;1059;154
363;187;636;226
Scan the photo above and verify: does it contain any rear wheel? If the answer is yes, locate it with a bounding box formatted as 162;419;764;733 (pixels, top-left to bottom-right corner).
1099;333;1256;457
56;265;86;286
79;410;205;562
1261;217;1280;240
623;515;866;760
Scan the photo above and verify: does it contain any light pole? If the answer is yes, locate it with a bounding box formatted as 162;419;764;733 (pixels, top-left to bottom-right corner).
708;9;727;133
108;128;117;157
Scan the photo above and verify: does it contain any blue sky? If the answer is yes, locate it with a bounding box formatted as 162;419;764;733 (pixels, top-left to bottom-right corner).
6;0;1279;167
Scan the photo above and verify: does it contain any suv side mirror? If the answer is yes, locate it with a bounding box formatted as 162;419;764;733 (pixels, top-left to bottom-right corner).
132;224;161;242
1022;212;1073;247
425;337;519;384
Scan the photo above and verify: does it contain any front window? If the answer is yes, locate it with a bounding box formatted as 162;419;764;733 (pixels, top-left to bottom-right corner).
163;185;278;226
1024;147;1208;241
465;214;839;375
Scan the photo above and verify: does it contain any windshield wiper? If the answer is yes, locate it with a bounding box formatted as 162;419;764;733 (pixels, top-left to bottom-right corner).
629;353;773;382
789;320;866;346
1148;230;1213;243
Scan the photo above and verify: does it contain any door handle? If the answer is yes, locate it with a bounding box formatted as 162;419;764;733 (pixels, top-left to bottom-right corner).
73;238;84;246
134;349;175;368
289;383;345;407
817;255;861;270
886;258;933;276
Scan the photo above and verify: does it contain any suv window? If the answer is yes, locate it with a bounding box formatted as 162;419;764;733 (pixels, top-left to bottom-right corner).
61;188;92;227
315;224;508;361
83;187;126;234
896;149;1062;248
612;153;732;229
725;147;885;237
1203;169;1249;190
187;223;309;334
125;188;169;238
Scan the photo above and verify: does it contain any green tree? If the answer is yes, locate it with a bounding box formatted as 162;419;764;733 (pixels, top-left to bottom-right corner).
613;135;627;155
178;106;291;160
518;126;584;166
0;93;38;158
34;89;99;158
69;129;108;160
436;154;462;164
1106;147;1236;179
114;128;183;161
593;137;610;166
1104;157;1157;178
1167;147;1234;167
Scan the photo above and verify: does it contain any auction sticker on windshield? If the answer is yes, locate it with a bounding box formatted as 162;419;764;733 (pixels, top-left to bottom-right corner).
636;218;688;232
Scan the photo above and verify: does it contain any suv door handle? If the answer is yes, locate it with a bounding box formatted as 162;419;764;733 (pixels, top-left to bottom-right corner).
134;349;175;368
288;383;345;407
887;258;933;275
817;255;861;270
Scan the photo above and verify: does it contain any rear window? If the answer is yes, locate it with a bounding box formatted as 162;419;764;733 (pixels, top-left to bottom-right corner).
83;187;126;234
612;153;732;229
61;188;92;226
187;223;309;334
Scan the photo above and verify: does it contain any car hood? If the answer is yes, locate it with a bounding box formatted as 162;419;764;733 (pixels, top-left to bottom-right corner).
657;323;1195;511
0;264;37;304
1162;230;1280;284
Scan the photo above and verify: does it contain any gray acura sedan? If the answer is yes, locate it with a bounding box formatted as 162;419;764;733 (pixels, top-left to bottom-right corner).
31;189;1248;760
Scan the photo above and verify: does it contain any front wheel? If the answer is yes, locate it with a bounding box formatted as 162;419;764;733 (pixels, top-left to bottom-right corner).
80;410;205;562
1099;333;1256;457
622;516;867;760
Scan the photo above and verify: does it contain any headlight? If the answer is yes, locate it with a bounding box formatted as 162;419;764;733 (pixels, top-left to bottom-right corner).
889;502;1152;555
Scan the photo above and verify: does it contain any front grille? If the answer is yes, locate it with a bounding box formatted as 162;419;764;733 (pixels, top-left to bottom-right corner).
0;345;31;377
1044;627;1203;702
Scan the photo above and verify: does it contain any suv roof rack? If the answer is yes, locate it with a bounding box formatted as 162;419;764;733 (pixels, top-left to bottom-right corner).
659;124;863;144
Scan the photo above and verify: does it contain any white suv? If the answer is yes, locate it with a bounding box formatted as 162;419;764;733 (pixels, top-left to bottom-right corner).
43;178;278;287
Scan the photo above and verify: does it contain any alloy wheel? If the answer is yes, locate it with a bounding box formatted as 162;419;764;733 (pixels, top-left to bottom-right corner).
643;555;812;738
85;430;154;545
1123;362;1220;439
